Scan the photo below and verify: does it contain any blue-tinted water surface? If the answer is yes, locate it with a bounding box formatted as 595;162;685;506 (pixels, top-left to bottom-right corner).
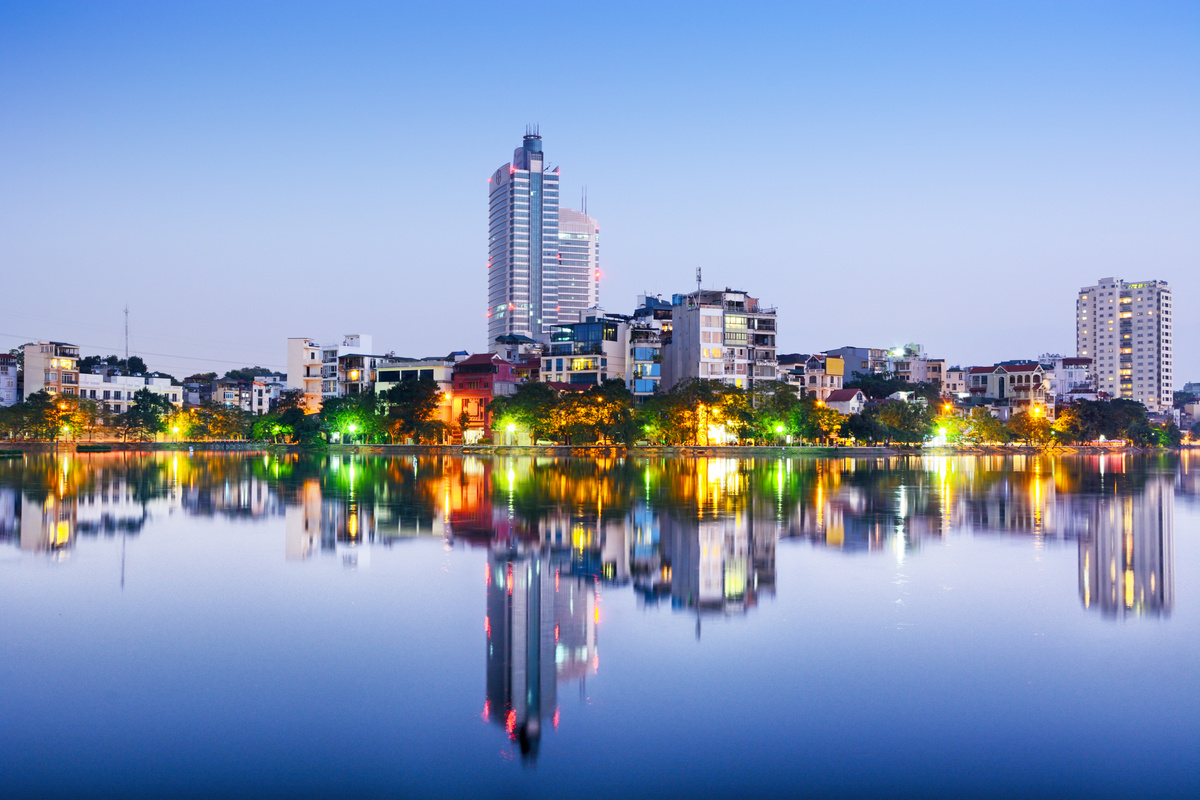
1;452;1197;798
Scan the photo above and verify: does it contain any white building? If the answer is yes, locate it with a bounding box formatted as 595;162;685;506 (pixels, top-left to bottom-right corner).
77;372;182;413
488;129;561;342
887;343;945;387
251;376;287;415
662;288;778;391
0;352;17;406
286;338;323;413
825;388;867;415
1077;278;1173;411
556;208;601;325
1039;354;1093;402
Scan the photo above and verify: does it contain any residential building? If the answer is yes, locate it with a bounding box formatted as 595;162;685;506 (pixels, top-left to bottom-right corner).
824;346;888;380
776;353;809;390
887;343;944;387
661;288;778;391
251;376;287;415
1039;354;1093;402
23;341;80;397
451;354;520;443
556;208;601;324
77;373;183;413
825;388;867;415
1077;277;1173;411
321;334;380;398
215;379;252;411
799;355;844;401
967;362;1050;416
286;338;324;413
542;310;628;388
944;367;967;397
182;376;216;408
375;354;464;427
0;353;17;406
488;129;561;342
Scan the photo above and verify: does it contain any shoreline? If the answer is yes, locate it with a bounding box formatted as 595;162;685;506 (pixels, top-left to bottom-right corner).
1;441;1193;457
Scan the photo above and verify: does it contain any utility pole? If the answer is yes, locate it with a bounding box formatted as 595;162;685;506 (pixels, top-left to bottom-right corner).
124;305;129;362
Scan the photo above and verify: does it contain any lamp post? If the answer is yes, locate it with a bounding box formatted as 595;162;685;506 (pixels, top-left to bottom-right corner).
506;422;516;446
347;423;358;445
775;424;785;447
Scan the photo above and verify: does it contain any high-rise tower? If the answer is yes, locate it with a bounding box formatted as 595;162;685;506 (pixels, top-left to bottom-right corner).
488;129;561;343
1076;277;1173;411
556;208;601;323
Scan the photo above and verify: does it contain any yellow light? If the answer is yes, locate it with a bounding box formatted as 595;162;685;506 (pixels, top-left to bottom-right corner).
506;423;516;432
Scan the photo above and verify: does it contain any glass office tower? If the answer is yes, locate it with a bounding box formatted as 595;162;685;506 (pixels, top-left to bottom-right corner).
488;130;561;343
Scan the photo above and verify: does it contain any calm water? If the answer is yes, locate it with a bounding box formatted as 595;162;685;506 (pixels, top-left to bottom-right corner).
1;452;1197;798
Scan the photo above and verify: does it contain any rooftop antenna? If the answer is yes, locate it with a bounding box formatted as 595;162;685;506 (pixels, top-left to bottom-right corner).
696;267;702;295
124;305;129;361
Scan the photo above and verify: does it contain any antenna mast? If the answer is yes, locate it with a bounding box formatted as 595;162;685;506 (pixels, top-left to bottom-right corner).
696;267;702;295
124;305;129;361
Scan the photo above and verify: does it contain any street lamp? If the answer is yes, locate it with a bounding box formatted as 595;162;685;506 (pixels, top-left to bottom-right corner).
347;423;358;444
506;422;516;446
775;424;784;447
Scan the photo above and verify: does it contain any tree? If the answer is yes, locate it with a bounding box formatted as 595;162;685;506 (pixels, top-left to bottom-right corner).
381;378;443;443
222;366;283;383
961;407;1007;444
120;389;175;441
1006;411;1052;446
875;400;931;444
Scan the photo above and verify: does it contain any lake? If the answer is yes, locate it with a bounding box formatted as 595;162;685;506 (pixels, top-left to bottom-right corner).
1;451;1197;798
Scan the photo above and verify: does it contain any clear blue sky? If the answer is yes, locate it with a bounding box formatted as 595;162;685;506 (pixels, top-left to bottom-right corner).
2;1;1197;382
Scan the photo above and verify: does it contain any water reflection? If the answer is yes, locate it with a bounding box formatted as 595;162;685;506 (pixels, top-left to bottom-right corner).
0;450;1188;755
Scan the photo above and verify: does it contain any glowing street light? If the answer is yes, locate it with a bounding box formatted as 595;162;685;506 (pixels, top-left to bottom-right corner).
775;425;784;433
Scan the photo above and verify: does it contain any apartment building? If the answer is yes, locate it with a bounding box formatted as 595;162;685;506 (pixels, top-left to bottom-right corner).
451;354;520;443
1077;278;1173;411
251;376;288;415
286;338;323;413
0;352;17;406
661;288;778;391
77;372;182;413
944;367;967;397
1039;354;1093;402
23;341;80;397
542;310;628;388
887;343;945;387
374;354;464;426
824;346;888;381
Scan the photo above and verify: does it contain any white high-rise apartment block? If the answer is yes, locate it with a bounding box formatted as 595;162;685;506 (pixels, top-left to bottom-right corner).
1076;277;1173;412
662;288;778;391
488;128;561;343
556;208;600;323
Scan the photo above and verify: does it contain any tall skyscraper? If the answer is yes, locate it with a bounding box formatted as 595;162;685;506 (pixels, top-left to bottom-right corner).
488;129;560;343
1076;277;1174;411
556;208;600;323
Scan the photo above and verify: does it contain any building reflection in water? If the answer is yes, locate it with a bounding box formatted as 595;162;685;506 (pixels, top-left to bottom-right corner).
0;450;1187;755
485;544;596;761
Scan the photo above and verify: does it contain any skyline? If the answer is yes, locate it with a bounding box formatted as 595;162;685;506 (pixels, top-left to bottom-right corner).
2;2;1197;381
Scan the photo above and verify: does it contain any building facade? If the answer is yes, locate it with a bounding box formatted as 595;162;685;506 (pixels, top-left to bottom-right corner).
488;130;561;342
286;338;324;413
23;341;80;397
452;354;520;443
1076;278;1173;411
824;346;887;380
541;311;628;388
662;288;778;391
556;208;600;325
0;353;17;406
77;373;182;413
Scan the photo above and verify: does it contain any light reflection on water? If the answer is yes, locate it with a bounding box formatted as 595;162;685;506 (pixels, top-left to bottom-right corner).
0;451;1196;796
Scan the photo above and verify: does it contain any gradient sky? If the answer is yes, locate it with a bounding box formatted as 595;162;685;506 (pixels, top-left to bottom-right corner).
2;1;1197;382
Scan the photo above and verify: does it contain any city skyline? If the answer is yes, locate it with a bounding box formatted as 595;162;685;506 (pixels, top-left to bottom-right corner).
1;2;1196;382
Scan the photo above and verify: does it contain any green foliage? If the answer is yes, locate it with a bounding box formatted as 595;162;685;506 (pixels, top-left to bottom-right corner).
80;354;148;374
222;366;284;383
875;400;933;444
189;401;254;440
960;407;1008;444
119;389;175;441
1174;391;1196;409
1006;411;1053;446
381;378;443;443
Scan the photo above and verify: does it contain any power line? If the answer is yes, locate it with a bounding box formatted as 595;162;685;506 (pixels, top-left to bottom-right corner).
0;332;285;370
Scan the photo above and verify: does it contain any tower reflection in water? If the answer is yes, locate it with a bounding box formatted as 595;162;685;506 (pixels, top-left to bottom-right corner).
485;544;595;760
